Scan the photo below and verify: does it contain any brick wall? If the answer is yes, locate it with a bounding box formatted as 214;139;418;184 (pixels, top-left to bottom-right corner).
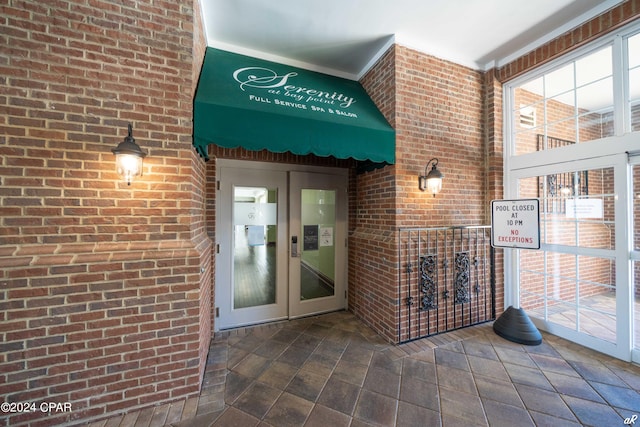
352;45;492;343
191;0;212;396
484;71;505;313
0;1;211;426
393;46;485;227
352;47;399;342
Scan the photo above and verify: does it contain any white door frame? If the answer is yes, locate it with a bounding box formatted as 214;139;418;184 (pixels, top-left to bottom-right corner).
507;153;632;360
628;155;640;363
214;159;348;332
215;165;288;330
289;171;348;319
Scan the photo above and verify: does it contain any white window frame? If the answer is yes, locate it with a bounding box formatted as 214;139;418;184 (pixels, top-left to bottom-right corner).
503;21;640;361
628;154;640;363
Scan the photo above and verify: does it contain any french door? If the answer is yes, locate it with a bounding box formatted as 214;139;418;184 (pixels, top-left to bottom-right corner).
289;171;347;319
215;160;347;330
508;153;634;361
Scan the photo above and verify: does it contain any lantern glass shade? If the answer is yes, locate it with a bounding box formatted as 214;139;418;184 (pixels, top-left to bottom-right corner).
115;153;143;185
111;123;146;185
426;175;442;195
418;158;444;197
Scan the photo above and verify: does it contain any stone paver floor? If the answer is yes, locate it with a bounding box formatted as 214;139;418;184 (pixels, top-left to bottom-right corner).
88;311;640;427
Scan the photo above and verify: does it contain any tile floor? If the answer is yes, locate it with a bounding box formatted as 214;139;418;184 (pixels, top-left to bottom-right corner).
91;311;640;427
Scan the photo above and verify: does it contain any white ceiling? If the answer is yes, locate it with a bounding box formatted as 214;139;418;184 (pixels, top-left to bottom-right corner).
200;0;623;80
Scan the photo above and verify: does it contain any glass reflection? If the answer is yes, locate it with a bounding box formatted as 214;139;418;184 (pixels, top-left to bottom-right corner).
300;189;336;301
233;187;277;309
519;168;617;344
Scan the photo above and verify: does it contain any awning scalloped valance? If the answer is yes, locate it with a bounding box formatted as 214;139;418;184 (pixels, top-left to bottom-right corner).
193;48;395;165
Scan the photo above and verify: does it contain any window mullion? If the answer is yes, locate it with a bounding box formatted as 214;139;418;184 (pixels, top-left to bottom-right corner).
613;34;626;136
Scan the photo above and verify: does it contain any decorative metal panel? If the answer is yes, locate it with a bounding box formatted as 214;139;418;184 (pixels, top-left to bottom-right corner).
419;255;437;310
398;225;495;344
454;251;470;304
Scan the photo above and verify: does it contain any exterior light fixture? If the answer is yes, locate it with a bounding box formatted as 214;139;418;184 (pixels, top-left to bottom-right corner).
419;158;444;197
111;123;146;185
560;186;572;196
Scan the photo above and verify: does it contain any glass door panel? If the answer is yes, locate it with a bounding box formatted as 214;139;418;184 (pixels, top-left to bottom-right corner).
577;255;616;344
517;165;619;352
233;187;278;309
216;165;288;330
289;171;347;318
300;189;336;301
216;162;348;330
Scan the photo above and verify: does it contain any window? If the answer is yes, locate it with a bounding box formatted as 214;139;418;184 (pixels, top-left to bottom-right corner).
512;45;616;155
535;135;589;214
520;106;536;128
504;22;640;362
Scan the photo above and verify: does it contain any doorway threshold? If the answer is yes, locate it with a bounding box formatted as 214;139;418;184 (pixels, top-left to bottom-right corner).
215;310;348;339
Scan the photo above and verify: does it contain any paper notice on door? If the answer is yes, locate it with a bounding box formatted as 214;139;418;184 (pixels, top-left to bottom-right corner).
247;225;265;246
304;225;319;250
565;198;603;218
319;226;333;247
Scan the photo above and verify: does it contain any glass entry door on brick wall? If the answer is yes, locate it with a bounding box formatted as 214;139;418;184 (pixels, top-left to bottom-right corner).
509;154;634;361
504;27;640;361
215;160;347;330
289;172;347;319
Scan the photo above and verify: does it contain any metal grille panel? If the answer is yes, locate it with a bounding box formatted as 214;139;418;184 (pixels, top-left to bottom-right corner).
399;226;495;343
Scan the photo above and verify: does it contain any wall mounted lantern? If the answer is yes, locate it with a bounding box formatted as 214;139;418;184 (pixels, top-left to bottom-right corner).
111;123;146;185
418;158;444;197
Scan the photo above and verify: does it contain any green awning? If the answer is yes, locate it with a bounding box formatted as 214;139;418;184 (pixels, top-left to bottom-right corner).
193;48;395;164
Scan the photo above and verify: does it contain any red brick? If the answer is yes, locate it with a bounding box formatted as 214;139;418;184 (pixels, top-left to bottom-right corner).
90;391;124;406
27;355;67;370
4;0;634;426
105;398;138;414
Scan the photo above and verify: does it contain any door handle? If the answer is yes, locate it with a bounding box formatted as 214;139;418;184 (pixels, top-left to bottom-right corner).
291;236;298;257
